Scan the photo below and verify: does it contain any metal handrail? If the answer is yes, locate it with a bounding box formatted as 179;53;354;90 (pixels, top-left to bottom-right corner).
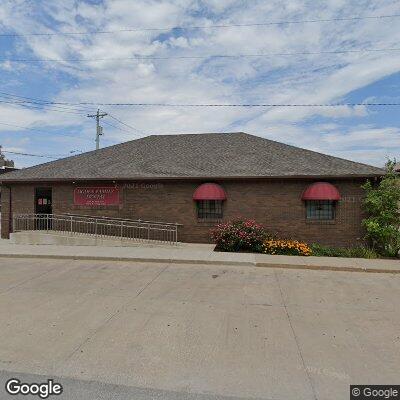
60;213;183;226
13;213;180;245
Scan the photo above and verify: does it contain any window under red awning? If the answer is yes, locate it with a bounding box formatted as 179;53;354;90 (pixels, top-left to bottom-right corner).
193;183;227;201
301;182;341;201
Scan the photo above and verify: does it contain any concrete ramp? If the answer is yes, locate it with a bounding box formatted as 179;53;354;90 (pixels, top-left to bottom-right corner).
10;231;178;248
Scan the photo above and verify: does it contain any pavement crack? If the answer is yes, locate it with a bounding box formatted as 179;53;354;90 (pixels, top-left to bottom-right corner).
274;270;318;400
0;266;59;296
64;263;171;361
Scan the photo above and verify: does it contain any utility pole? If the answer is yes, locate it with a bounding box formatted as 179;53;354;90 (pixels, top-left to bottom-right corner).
87;109;107;150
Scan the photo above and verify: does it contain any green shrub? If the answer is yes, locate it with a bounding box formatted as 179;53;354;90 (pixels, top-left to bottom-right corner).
362;160;400;257
310;244;342;257
344;246;379;259
310;244;378;259
210;219;269;253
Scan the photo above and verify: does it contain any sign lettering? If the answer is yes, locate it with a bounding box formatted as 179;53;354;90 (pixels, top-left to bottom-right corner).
74;187;120;206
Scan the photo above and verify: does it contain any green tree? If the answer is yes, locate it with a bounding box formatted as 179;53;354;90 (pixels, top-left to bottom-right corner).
362;160;400;257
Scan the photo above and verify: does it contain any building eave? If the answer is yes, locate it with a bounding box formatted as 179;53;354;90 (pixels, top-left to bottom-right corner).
0;173;383;184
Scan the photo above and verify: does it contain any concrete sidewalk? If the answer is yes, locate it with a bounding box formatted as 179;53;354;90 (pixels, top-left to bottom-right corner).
0;239;399;273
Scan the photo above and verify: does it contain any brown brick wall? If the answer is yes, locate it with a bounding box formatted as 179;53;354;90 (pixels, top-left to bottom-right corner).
1;178;368;246
1;185;35;239
1;186;11;239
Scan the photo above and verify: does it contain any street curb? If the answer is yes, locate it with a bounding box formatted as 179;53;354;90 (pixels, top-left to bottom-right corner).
0;253;255;267
255;262;400;274
0;253;399;274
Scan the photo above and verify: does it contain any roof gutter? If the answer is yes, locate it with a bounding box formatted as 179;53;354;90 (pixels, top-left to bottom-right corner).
0;173;384;184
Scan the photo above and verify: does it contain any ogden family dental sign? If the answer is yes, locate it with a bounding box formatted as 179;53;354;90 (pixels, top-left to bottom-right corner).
74;187;120;206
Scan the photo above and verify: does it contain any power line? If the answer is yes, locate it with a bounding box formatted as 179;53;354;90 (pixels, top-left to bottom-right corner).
2;150;68;158
9;100;400;107
1;101;86;115
1;13;400;36
0;92;96;113
2;91;399;108
102;120;144;139
102;119;131;133
0;121;93;142
0;92;147;139
2;46;400;63
0;105;145;139
0;99;91;115
0;94;100;116
0;91;95;111
107;113;147;136
0;121;49;132
0;92;96;114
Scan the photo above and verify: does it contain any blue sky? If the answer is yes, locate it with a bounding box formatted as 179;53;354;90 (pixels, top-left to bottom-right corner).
0;0;400;168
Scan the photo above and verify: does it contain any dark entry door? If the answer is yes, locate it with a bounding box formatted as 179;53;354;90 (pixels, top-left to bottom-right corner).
35;188;52;230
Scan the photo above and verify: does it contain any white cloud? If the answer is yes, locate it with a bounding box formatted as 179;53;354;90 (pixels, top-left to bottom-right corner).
243;124;400;167
0;0;400;168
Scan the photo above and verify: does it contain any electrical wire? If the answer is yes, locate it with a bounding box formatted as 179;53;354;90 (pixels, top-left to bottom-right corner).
5;100;399;107
0;92;96;114
0;100;91;115
0;91;95;111
0;93;148;142
101;119;145;139
2;91;400;109
2;150;68;158
1;13;400;36
0;92;148;140
2;46;400;63
2;90;400;108
0;121;93;142
107;113;147;135
0;121;50;132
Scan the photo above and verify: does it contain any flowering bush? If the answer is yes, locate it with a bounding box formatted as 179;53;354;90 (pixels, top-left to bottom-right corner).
263;239;312;256
211;219;269;252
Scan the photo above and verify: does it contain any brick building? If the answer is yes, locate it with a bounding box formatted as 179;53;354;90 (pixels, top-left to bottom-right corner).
0;149;16;217
0;132;384;246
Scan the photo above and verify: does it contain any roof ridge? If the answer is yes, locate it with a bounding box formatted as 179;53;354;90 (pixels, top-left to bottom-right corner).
146;131;245;137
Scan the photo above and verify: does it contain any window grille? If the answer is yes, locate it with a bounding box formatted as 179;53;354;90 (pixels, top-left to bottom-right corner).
306;200;335;220
196;200;223;219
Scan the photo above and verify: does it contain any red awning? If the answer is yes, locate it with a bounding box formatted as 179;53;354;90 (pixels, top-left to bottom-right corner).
193;183;227;201
301;182;341;201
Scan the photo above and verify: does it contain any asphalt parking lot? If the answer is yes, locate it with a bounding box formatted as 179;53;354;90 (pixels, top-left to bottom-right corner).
0;258;399;400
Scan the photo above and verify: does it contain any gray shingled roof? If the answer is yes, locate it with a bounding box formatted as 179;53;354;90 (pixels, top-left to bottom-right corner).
1;132;384;181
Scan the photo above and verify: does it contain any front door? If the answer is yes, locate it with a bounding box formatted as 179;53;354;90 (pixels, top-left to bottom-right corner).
35;188;52;230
